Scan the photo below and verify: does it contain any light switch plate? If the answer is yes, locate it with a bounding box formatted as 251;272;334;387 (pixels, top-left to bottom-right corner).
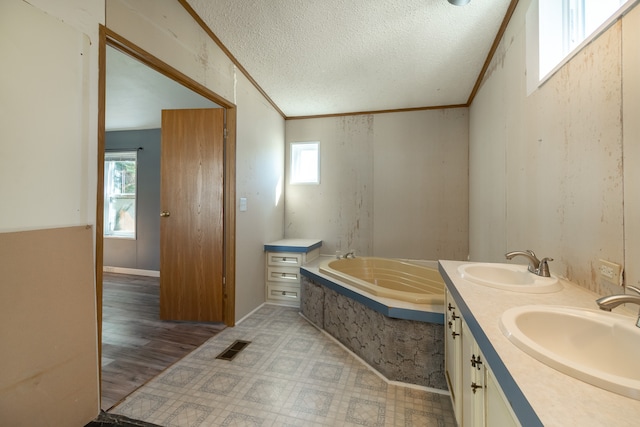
239;197;247;212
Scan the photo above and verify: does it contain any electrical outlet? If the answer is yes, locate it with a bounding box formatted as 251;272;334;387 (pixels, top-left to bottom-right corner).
598;259;623;286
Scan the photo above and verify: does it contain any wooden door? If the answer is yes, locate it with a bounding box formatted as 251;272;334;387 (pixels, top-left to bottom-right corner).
160;108;225;322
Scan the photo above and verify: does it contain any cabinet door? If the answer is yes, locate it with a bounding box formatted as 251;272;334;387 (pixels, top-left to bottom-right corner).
461;319;484;427
445;290;462;421
447;294;522;427
486;368;520;427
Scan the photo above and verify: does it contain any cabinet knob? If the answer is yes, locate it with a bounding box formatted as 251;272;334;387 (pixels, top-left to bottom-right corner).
451;331;460;339
447;303;454;311
160;211;171;217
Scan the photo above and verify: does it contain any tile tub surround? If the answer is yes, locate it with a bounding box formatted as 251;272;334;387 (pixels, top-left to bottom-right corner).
439;260;640;427
301;275;447;390
110;305;456;427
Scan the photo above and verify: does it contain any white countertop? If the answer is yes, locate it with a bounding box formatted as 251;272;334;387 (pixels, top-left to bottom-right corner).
439;260;640;427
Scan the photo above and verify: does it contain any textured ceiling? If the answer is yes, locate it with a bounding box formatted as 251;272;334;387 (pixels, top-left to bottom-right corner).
186;0;512;117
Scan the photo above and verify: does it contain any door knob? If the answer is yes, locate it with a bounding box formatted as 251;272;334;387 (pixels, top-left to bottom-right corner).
160;211;171;217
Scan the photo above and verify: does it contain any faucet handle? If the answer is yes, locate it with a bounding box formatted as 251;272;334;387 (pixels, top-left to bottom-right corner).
538;257;553;277
626;285;640;296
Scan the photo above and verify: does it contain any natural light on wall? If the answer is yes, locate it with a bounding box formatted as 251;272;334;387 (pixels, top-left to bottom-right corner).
290;141;320;185
275;175;283;206
536;0;629;82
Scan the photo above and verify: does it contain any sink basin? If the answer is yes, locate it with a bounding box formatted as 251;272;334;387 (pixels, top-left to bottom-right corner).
458;263;562;293
500;305;640;400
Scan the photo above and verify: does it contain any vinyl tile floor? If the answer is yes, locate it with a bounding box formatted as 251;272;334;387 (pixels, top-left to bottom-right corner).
109;305;456;427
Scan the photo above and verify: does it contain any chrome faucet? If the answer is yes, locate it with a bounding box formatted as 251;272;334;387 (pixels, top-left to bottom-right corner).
596;285;640;328
336;250;356;259
504;250;553;277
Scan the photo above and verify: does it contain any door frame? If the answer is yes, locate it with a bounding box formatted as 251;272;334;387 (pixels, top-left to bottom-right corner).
96;25;237;363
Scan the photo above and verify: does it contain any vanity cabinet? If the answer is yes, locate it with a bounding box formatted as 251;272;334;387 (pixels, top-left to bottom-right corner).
485;365;520;427
445;290;519;427
461;318;486;426
445;289;463;421
264;239;322;307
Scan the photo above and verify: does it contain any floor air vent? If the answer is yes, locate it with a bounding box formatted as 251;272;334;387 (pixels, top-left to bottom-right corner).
216;340;251;361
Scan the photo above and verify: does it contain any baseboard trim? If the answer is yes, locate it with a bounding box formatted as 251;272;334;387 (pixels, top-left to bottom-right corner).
236;303;266;325
103;266;160;277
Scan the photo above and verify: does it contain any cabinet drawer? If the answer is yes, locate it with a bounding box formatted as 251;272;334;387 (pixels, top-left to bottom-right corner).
266;283;300;303
267;267;300;283
267;252;303;267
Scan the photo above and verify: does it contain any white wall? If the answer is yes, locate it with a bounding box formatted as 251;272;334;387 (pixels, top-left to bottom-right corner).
285;109;469;261
373;110;469;259
106;0;285;320
285;115;375;256
0;0;101;232
235;71;286;318
623;6;640;291
0;0;103;425
469;0;636;295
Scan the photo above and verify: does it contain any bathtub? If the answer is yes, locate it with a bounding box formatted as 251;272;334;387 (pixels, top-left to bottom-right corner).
318;257;445;305
300;257;447;390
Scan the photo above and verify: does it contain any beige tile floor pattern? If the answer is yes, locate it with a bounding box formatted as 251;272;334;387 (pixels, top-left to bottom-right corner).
110;305;456;427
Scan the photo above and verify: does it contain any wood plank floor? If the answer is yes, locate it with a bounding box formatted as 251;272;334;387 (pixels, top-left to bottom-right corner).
101;273;225;411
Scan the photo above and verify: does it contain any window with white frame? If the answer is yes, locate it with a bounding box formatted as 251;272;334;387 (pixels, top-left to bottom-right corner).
290;141;320;184
537;0;628;81
104;151;137;238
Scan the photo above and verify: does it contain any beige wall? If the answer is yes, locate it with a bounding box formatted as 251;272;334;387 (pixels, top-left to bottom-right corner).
106;0;286;320
0;227;98;427
623;6;640;291
285;109;469;261
469;0;638;295
234;71;286;318
0;0;101;231
0;0;103;425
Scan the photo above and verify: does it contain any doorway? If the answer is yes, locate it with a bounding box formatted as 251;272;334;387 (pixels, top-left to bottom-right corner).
97;27;237;409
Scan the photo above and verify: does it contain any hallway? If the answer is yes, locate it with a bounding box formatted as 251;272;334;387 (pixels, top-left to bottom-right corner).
109;305;455;426
101;273;225;410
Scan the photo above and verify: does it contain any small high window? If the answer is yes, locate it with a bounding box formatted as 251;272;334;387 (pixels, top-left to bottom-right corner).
290;141;320;185
104;151;137;238
537;0;628;81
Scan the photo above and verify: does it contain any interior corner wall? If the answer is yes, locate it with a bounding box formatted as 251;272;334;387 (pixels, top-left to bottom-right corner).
469;0;632;295
106;0;286;321
104;129;162;271
0;0;103;425
235;71;286;319
284;109;469;261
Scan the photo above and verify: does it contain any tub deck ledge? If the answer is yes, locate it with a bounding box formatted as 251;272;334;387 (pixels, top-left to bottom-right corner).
300;256;445;324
